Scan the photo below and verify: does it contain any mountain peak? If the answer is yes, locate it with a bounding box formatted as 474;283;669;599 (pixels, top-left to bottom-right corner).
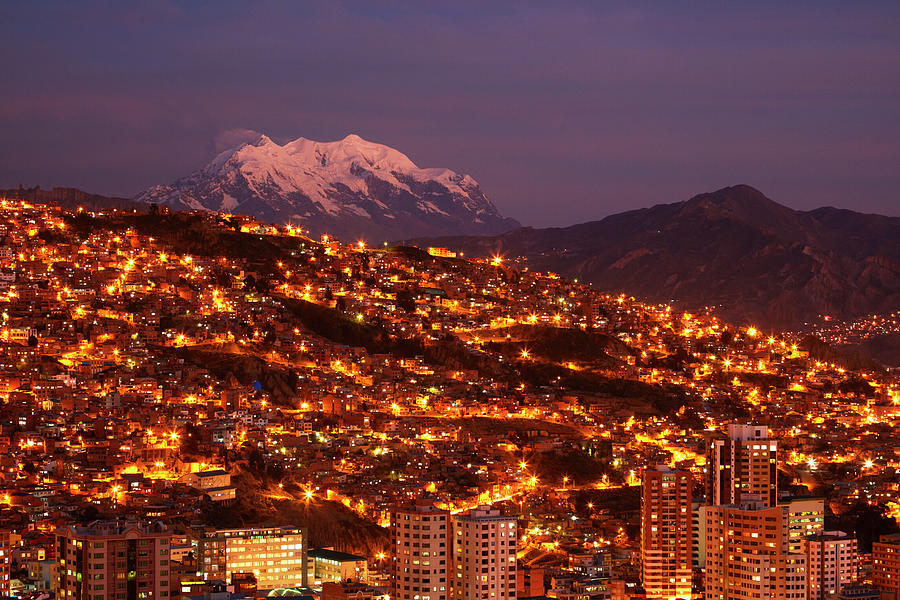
414;185;900;330
679;184;808;240
686;184;776;211
251;134;275;147
136;132;520;240
714;183;764;196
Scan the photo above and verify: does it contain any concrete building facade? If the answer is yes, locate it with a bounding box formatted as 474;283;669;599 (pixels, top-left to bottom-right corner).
707;424;777;510
801;531;857;600
778;498;826;554
873;534;900;600
196;526;307;591
450;506;517;600
704;505;806;600
641;466;692;600
391;501;450;600
56;521;172;600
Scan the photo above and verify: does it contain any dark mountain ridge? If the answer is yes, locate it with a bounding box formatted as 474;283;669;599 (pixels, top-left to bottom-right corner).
412;185;900;329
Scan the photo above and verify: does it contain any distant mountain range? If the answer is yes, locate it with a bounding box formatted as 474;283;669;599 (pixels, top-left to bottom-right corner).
9;173;898;334
411;185;900;329
135;133;519;241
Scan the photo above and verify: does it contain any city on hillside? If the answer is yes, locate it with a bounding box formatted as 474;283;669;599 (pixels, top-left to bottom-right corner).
0;198;897;600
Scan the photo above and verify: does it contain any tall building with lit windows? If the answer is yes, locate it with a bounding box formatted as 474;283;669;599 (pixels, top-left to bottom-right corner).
391;501;449;600
196;526;307;591
704;505;806;600
55;521;172;600
873;533;900;600
450;506;517;600
703;425;806;600
640;466;692;600
707;424;777;509
778;497;825;554
802;531;857;600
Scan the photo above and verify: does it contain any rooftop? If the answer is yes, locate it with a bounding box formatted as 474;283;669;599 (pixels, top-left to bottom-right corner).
308;547;366;562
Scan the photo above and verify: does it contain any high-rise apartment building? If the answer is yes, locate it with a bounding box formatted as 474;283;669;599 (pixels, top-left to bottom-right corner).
802;531;857;600
707;424;777;509
873;533;900;600
391;501;449;600
778;498;825;554
196;526;307;591
703;428;849;600
56;521;172;600
450;506;516;600
641;466;692;600
704;505;806;600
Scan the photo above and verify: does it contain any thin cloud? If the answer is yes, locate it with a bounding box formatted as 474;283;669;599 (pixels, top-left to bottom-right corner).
213;129;263;153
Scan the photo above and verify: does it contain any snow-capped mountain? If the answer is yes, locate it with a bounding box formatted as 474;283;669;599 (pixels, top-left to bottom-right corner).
136;133;520;241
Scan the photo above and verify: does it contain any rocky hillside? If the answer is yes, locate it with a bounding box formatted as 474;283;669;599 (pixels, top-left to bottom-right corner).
412;185;900;329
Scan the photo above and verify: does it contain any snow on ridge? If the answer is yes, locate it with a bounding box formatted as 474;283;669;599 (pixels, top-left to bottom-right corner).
416;200;450;216
219;193;238;212
207;133;485;208
135;132;513;232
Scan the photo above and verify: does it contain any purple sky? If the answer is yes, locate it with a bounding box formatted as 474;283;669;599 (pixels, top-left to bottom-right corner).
1;1;899;226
